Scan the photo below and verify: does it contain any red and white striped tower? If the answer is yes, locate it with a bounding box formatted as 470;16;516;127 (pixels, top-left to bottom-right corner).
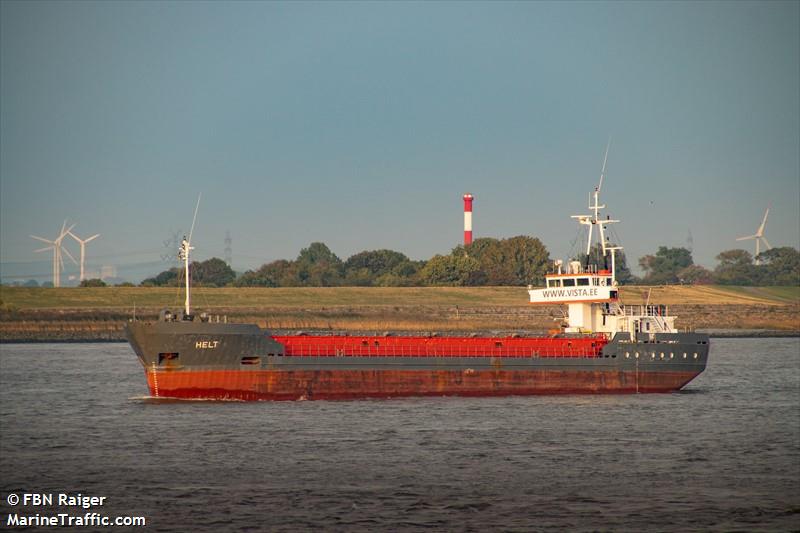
463;193;473;245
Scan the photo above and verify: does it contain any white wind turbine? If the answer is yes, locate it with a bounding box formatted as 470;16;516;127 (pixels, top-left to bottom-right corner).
67;229;100;281
736;207;772;265
31;221;78;287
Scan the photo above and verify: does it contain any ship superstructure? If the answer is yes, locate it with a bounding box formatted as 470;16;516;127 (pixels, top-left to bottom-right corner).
528;176;678;338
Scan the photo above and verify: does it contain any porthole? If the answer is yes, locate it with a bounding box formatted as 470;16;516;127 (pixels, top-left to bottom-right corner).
651;353;655;359
635;352;639;358
625;352;630;358
670;353;674;359
693;353;698;359
683;353;687;358
660;352;665;359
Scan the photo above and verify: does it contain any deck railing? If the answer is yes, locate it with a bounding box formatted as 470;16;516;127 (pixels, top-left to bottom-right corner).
277;344;604;358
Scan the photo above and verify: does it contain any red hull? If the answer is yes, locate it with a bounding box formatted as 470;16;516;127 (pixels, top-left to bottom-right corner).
145;368;700;401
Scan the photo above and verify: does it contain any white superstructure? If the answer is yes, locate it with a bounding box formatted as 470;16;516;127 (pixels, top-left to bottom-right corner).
528;153;677;338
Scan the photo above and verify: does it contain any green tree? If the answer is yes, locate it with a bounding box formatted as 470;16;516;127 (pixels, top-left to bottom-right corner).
454;238;511;284
296;242;342;286
79;278;107;287
141;267;180;287
714;249;757;285
757;247;800;286
192;257;236;287
343;249;418;286
454;235;550;285
235;259;292;287
417;254;481;286
639;247;694;285
677;264;714;285
297;242;341;266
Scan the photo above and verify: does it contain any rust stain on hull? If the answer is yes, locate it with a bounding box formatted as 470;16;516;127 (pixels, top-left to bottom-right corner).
145;368;700;401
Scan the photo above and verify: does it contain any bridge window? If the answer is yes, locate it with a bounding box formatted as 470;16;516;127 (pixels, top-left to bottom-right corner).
563;278;575;287
577;278;589;286
241;357;261;365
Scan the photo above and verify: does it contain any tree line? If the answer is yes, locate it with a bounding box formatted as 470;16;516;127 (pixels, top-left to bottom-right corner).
133;239;798;288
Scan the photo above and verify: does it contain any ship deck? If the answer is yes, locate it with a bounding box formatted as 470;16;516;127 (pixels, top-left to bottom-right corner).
273;335;608;358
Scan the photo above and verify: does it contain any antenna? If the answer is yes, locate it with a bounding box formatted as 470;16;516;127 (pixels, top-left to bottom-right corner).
188;193;202;245
67;229;100;282
597;138;611;192
736;206;772;265
31;220;77;287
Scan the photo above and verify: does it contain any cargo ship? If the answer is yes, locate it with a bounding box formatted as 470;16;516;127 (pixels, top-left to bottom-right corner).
126;177;709;400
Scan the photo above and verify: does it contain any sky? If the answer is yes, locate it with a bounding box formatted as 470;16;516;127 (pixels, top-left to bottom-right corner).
1;1;798;283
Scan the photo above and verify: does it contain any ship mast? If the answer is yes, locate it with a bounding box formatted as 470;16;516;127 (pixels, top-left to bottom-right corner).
179;193;202;317
178;237;194;316
570;142;620;280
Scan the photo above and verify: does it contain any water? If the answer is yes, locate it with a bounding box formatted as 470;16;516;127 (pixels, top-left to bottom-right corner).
1;339;798;532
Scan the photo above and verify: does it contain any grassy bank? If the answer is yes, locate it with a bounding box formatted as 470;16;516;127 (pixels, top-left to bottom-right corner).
1;285;797;341
2;285;798;309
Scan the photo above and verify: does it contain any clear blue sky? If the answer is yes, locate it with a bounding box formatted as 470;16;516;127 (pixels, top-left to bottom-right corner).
1;1;798;283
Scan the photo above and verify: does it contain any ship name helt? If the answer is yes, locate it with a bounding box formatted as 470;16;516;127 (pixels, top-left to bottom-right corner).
195;340;220;349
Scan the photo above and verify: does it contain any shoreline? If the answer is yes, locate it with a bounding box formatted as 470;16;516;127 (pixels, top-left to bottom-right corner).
1;328;798;344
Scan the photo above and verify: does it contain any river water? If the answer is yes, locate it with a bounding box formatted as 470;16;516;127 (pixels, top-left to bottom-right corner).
1;338;798;532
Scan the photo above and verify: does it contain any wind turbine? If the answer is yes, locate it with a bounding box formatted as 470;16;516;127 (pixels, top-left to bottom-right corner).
67;229;100;281
736;207;772;265
31;221;78;287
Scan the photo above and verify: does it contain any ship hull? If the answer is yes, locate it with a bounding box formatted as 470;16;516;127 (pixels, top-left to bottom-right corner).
143;367;702;401
126;321;709;401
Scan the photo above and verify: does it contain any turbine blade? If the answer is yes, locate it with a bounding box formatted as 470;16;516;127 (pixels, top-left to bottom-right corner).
61;245;78;265
30;235;54;244
61;223;76;239
85;234;100;242
34;246;53;253
757;207;769;236
736;235;756;241
56;225;76;245
761;237;772;250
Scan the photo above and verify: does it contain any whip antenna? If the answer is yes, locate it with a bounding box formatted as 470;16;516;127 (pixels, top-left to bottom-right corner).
597;138;611;192
188;192;202;245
